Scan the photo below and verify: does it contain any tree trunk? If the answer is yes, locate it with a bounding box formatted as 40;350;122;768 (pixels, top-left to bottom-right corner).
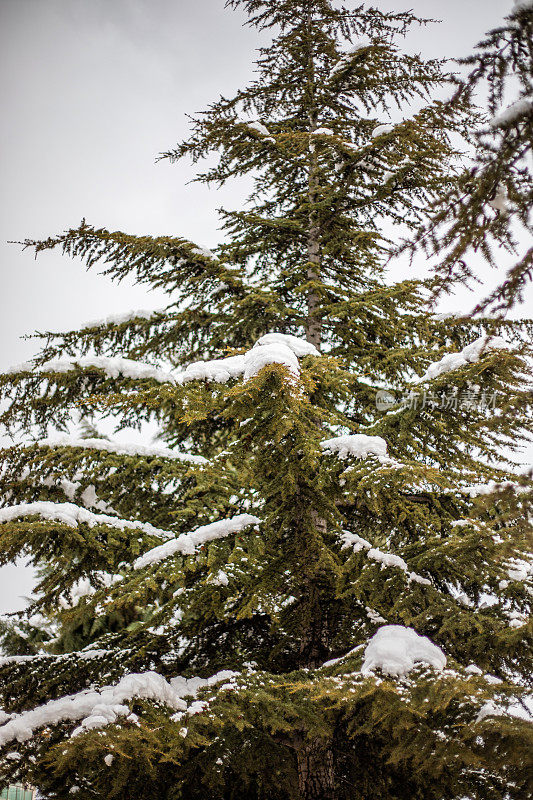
305;5;322;352
297;591;330;668
306;218;322;351
299;20;333;797
296;740;335;800
306;104;322;350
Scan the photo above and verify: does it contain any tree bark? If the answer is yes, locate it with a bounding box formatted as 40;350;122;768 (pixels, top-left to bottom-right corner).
296;739;336;800
306;215;322;351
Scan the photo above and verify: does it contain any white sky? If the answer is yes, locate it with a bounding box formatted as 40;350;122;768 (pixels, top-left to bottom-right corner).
0;0;529;613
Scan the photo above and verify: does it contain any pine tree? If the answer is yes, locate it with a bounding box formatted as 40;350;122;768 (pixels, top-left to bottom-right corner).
1;2;532;799
400;0;533;313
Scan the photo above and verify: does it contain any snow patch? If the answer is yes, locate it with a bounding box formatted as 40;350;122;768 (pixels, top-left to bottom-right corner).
361;625;446;677
488;184;510;212
489;94;533;127
506;558;533;583
476;695;533;724
178;332;314;385
340;531;372;552
253;333;319;358
208;570;229;586
372;124;395;137
243;120;274;142
321;434;388;461
461;480;527;497
243;342;300;382
191;245;215;259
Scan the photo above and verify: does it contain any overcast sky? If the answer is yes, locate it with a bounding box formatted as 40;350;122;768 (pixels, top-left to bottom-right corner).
0;0;527;613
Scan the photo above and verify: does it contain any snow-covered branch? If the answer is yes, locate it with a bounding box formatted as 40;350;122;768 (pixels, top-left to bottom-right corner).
4;332;319;387
0;502;175;540
36;436;206;465
0;669;238;746
133;514;261;569
413;335;511;383
340;531;431;586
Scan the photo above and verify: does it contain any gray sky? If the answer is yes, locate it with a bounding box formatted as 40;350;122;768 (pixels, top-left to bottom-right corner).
0;0;526;613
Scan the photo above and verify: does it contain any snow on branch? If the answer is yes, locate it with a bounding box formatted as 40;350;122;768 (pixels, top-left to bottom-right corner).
60;573;123;608
133;514;261;569
190;245;216;259
321;434;388;461
255;333;318;358
177;333;317;384
501;556;533;613
413;335;511;383
476;695;533;724
361;625;446;677
242;342;299;382
489;94;533;128
3;332;318;387
0;650;111;667
340;531;431;586
0;669;237;746
241;120;276;144
4;356;176;384
460;479;529;497
77;307;168;330
320;434;402;469
371;124;395;137
178;353;247;384
36;436;207;465
321;644;365;670
328;37;372;80
0;502;175;540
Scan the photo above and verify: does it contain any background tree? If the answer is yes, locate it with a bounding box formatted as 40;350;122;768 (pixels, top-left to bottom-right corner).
0;2;531;799
400;0;533;313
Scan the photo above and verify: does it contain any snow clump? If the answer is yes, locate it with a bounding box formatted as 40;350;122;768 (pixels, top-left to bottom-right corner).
361;625;446;677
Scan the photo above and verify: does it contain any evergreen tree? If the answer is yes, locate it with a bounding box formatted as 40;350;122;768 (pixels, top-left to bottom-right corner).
0;2;532;799
400;0;533;313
